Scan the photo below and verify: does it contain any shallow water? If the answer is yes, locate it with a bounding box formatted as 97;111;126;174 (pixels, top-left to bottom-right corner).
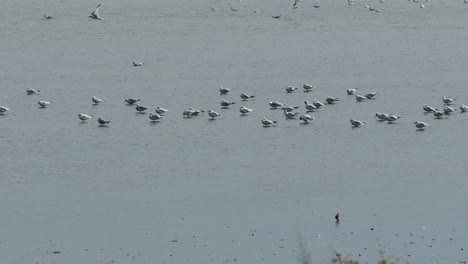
1;0;467;263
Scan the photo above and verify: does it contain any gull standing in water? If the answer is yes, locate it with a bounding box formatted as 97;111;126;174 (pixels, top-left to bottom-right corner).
365;93;377;99
299;114;314;124
269;101;284;109
182;107;204;117
207;109;220;120
414;121;430;130
423;104;436;113
38;101;51;108
220;86;231;95
443;106;455;115
355;94;367;102
304;101;317;112
347;88;358;95
325;96;339;104
97;117;110;126
239;106;252;115
44;15;52;19
220;100;235;108
350;119;366;127
240;92;255;101
0;106;10;114
133;61;143;66
443;96;455;104
155;106;169;115
385;114;400;123
285;86;298;93
26;88;40;95
303;84;315;92
375;113;388;121
433;109;444;119
135;104;149;113
89;4;103;20
124;98;141;105
92;96;104;105
262;117;277;127
149;112;163;122
460;104;468;112
313;99;325;108
284;110;299;119
77;113;93;121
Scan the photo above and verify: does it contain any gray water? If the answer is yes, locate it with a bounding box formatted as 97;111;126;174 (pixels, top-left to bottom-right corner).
1;0;467;263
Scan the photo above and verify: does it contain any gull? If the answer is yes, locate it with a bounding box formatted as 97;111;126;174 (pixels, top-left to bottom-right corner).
348;1;354;5
285;86;298;93
443;96;455;104
350;119;366;127
300;114;314;124
124;98;141;105
365;93;377;99
282;105;300;112
385;114;400;123
293;0;299;9
347;88;358;95
89;4;102;20
284;110;299;119
0;106;10;114
133;61;143;66
186;107;204;116
231;7;238;11
460;104;468;112
26;88;40;95
38;101;51;108
149;112;163;122
364;4;370;8
414;121;430;130
433;109;444;119
44;14;52;19
211;7;217;11
272;15;282;19
303;84;315;92
269;101;284;109
369;7;375;11
77;113;93;121
420;4;425;8
423;104;436;113
155;106;169;115
97;116;110;126
253;10;260;14
314;3;320;8
220;99;235;108
135;104;149;113
304;100;317;112
239;106;252;115
262;117;277;127
355;94;367;102
183;107;203;118
443;106;455;115
312;99;325;108
240;92;255;101
220;86;231;95
207;109;220;120
325;96;339;104
375;112;388;121
92;96;104;105
375;9;382;12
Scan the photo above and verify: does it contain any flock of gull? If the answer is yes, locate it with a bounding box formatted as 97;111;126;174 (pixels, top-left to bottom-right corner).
39;0;468;24
0;85;465;131
1;2;465;131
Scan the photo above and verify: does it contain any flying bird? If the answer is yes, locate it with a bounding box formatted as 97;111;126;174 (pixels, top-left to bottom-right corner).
89;4;103;20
